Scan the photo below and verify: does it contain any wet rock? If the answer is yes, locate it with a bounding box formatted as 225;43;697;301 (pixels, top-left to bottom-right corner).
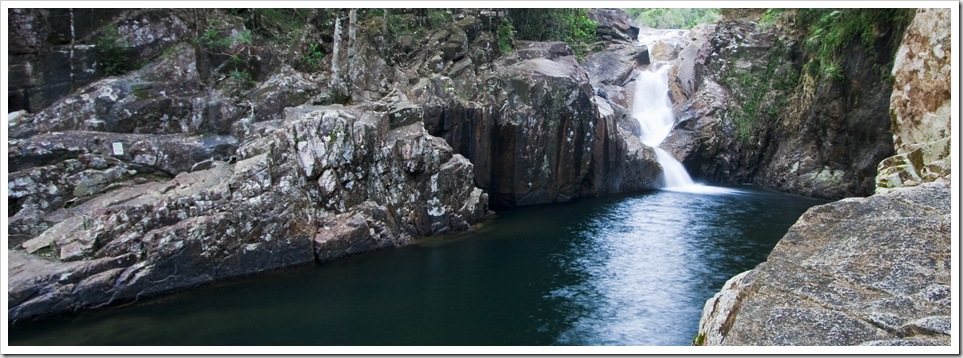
697;182;951;345
7;9;121;112
10;42;206;138
582;42;648;109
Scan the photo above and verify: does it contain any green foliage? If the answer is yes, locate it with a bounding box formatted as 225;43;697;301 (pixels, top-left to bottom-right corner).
201;28;252;49
232;8;315;42
722;40;798;142
229;69;252;82
384;8;451;37
692;333;705;346
384;10;413;36
95;25;131;76
497;17;515;53
201;28;254;73
625;8;720;29
426;9;452;28
792;8;914;80
302;42;326;71
507;9;597;59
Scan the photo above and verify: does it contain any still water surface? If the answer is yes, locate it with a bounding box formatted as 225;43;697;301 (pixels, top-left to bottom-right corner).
9;186;824;346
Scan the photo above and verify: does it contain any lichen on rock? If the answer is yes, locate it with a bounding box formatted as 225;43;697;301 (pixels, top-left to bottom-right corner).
697;182;951;346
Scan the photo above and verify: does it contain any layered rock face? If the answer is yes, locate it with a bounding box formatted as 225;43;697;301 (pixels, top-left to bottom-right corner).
696;182;951;346
7;9;186;113
421;41;660;208
8;8;662;322
9;105;490;322
663;14;909;199
875;8;952;192
696;9;951;346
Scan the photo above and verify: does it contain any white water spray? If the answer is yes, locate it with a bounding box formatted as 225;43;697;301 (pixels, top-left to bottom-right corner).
632;34;735;194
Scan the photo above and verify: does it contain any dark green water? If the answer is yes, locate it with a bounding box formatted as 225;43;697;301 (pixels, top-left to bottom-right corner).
8;185;824;346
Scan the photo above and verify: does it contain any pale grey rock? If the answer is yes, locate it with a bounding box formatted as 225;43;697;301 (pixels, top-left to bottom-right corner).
697;182;951;346
876;8;952;193
8;105;489;323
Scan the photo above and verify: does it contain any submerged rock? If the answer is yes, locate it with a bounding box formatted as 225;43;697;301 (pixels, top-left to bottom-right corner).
697;182;951;346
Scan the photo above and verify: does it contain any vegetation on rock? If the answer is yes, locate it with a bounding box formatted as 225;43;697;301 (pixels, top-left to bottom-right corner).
95;25;131;76
507;9;597;59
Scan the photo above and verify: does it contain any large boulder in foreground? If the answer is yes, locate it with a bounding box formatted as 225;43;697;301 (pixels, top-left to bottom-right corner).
696;181;951;346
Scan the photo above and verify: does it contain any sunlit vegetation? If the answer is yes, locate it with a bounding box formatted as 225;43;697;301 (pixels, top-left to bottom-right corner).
624;8;720;29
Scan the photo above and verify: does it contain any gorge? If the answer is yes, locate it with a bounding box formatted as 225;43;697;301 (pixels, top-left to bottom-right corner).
5;7;955;349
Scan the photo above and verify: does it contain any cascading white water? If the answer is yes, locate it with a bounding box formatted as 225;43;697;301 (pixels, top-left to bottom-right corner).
631;64;696;189
632;33;735;194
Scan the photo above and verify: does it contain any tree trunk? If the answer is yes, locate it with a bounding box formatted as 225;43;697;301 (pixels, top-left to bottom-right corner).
347;9;357;98
330;10;344;100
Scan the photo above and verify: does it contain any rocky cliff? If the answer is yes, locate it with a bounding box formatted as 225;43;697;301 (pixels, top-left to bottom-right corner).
663;10;913;199
7;8;661;322
874;8;952;192
695;8;952;346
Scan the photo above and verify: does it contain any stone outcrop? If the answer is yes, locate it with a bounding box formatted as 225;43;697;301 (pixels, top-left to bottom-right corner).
875;8;952;192
8;130;236;248
411;40;662;208
8;105;490;322
7;9;187;113
479;41;659;207
8;8;662;323
697;9;951;346
696;182;951;346
587;8;640;43
663;14;910;199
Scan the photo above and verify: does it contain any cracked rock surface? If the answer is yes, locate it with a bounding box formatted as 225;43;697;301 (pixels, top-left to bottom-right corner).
8;105;490;323
696;181;951;346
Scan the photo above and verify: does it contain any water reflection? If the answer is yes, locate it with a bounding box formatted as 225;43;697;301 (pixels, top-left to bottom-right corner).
8;186;822;346
548;189;815;345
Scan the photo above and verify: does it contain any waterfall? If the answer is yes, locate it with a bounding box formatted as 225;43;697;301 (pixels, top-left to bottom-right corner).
632;35;734;194
632;64;696;189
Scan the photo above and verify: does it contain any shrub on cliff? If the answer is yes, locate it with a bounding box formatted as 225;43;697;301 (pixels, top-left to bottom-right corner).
95;25;132;76
507;9;597;59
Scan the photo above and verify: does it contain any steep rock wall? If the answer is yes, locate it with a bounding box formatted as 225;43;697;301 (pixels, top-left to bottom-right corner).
875;8;952;192
696;8;952;346
664;12;910;199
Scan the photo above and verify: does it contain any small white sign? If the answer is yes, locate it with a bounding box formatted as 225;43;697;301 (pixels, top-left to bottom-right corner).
112;142;124;155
